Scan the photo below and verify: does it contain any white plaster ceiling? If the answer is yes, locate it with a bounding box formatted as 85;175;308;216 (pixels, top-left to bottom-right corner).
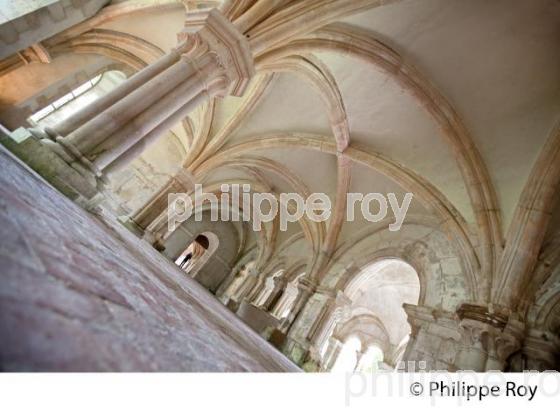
342;0;560;229
228;72;332;142
93;0;560;258
99;7;185;53
4;1;559;296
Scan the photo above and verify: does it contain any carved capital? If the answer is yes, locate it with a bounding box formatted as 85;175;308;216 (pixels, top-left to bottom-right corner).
457;304;524;365
179;9;255;97
297;277;316;293
456;303;509;329
173;168;196;191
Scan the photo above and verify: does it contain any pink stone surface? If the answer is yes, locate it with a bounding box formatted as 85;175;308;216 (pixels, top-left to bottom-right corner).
0;147;298;372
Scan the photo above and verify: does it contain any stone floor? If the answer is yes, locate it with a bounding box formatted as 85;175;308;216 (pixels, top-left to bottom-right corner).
0;146;298;372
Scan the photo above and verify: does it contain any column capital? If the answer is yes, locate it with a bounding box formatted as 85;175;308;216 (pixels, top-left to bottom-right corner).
172;167;196;192
456;304;525;367
179;9;255;97
456;303;510;328
403;304;459;338
297;278;316;294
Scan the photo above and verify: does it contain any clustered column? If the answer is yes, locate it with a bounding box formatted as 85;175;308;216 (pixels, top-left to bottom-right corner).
32;9;254;200
455;304;524;371
129;168;196;239
401;303;525;371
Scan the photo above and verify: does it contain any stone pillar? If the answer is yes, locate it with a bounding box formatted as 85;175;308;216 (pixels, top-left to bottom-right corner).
455;304;524;372
233;266;260;303
47;50;187;139
244;272;266;303
275;278;314;331
309;290;352;356
280;282;333;367
271;281;297;320
402;304;462;371
289;280;316;325
126;168;196;237
322;337;343;371
29;9;254;203
253;274;285;310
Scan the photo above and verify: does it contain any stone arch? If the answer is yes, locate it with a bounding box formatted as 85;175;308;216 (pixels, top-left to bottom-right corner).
322;221;474;310
258;23;502;289
162;211;241;292
194;134;480;290
333;313;392;360
495;119;560;310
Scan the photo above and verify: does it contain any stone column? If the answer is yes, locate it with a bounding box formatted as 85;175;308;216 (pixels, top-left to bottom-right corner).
455;304;524;371
252;274;285;310
32;9;254;203
402;304;462;371
309;290;352;354
275;279;314;331
126;168;196;237
271;282;296;320
46;50;188;139
233;266;260;303
322;337;344;371
288;280;316;325
283;282;326;369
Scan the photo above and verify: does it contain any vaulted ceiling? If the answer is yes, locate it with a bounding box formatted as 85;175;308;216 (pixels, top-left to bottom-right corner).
1;0;560;315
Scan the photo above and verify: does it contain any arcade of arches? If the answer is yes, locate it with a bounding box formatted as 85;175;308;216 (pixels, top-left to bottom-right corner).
0;0;559;372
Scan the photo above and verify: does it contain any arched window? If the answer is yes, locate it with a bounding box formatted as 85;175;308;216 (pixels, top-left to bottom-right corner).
28;70;127;127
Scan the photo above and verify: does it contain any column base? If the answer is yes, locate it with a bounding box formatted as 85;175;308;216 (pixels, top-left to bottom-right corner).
235;300;280;336
282;337;310;366
116;216;145;238
1;128;102;206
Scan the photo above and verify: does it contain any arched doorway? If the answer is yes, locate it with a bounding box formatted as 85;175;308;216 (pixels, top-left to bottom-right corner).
175;234;210;272
173;232;219;280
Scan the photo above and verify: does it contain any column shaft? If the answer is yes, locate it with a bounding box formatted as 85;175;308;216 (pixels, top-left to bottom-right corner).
27;8;255;205
63;56;200;154
103;89;211;175
52;50;183;137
